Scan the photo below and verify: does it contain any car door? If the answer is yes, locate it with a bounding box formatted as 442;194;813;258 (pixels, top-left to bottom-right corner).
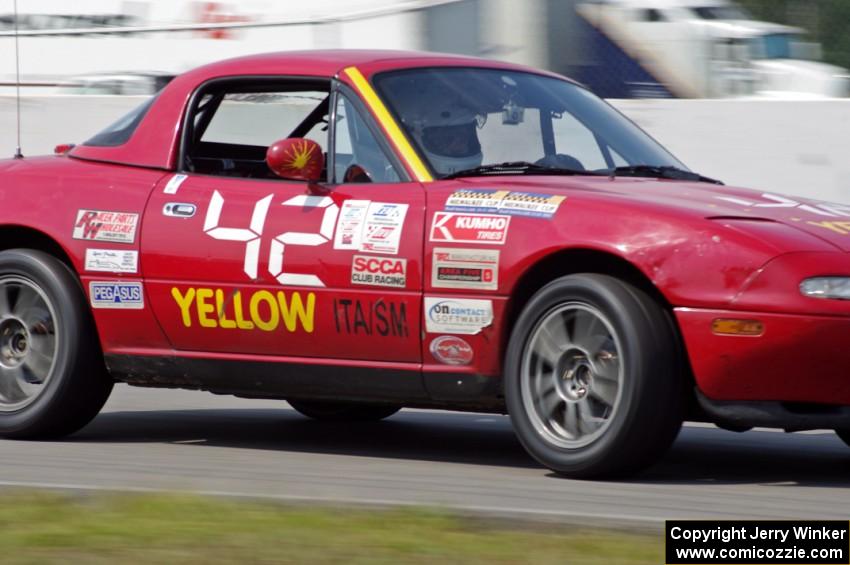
141;77;425;364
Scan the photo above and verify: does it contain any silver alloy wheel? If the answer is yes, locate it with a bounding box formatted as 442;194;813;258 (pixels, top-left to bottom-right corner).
0;276;58;412
520;302;623;449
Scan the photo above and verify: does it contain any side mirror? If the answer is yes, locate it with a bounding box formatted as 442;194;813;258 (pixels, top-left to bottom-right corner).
266;138;324;183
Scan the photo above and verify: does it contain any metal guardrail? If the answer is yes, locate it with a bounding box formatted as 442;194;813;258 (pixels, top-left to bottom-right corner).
0;82;60;87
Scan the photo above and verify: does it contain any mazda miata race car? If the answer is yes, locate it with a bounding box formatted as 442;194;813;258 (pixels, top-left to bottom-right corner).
1;50;849;478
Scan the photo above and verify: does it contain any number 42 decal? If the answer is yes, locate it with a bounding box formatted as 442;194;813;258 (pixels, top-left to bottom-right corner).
203;191;339;288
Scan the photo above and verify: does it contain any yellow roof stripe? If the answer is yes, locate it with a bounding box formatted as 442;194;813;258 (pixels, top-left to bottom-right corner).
343;66;433;183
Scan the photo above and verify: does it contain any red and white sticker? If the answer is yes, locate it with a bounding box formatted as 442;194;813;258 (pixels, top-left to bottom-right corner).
431;247;498;290
429;335;474;366
361;203;408;255
333;201;408;255
429;212;509;245
351;255;407;288
333;200;370;250
73;210;139;244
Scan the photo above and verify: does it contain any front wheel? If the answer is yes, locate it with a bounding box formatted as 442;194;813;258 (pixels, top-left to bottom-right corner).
505;274;683;479
0;250;113;438
288;399;401;422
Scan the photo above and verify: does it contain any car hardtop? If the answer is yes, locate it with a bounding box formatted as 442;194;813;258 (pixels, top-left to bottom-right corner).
68;49;569;171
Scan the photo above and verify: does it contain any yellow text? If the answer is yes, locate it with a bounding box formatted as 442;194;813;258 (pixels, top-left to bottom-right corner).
807;220;850;236
171;287;315;333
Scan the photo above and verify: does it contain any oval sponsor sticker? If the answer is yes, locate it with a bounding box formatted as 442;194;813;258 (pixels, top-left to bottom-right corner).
429;335;474;366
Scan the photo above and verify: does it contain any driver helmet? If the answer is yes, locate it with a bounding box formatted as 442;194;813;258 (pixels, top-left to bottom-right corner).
413;104;483;176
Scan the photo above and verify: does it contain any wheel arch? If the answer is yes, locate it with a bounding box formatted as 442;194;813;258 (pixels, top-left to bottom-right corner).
503;246;698;414
0;225;76;272
0;223;110;362
505;247;671;329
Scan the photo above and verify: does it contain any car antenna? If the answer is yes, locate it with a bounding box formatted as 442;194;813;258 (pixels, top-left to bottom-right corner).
12;0;23;159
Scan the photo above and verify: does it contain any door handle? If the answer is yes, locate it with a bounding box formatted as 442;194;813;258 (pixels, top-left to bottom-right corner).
163;203;197;218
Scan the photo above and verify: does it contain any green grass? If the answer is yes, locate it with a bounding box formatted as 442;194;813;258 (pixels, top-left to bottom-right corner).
0;491;662;564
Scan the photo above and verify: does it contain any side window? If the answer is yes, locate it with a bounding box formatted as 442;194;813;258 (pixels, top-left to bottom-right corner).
333;93;401;184
185;81;331;180
551;112;609;171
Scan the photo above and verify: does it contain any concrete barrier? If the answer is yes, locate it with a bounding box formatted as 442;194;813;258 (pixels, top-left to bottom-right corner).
0;95;146;159
613;99;850;205
2;95;849;204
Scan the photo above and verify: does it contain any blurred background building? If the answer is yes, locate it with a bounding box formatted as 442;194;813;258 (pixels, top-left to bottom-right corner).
1;0;849;203
1;0;848;98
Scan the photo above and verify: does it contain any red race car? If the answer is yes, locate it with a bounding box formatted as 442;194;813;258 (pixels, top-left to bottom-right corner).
1;50;849;478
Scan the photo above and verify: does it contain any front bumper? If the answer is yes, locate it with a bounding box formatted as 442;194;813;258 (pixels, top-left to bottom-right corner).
676;307;850;407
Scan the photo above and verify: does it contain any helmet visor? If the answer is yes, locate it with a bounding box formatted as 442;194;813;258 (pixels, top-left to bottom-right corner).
421;122;481;158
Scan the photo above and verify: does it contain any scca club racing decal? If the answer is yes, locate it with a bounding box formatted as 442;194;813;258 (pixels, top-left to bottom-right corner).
432;248;498;291
74;210;139;244
429;335;474;366
171;287;315;333
351;255;407;288
89;281;144;309
333;298;408;337
445;189;565;219
424;297;493;335
333;201;408;255
429;212;509;245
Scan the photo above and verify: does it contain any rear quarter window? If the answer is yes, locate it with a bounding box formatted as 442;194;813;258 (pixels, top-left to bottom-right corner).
83;95;158;147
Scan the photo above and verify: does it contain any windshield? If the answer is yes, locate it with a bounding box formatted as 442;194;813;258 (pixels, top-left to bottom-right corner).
749;33;796;60
373;68;684;178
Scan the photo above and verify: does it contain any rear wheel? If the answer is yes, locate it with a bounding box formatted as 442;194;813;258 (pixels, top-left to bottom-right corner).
505;274;683;478
0;250;113;438
836;429;850;448
288;399;401;422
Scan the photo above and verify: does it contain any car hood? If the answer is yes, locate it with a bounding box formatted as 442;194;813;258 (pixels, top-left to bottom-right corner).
454;175;850;251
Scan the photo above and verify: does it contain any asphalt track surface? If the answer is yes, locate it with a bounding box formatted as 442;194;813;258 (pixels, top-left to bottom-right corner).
1;385;848;526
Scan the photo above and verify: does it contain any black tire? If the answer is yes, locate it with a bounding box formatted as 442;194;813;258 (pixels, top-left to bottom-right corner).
0;249;113;438
504;273;683;478
836;430;850;448
288;399;401;422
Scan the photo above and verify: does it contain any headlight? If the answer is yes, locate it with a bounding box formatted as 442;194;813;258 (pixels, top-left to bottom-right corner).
800;277;850;300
